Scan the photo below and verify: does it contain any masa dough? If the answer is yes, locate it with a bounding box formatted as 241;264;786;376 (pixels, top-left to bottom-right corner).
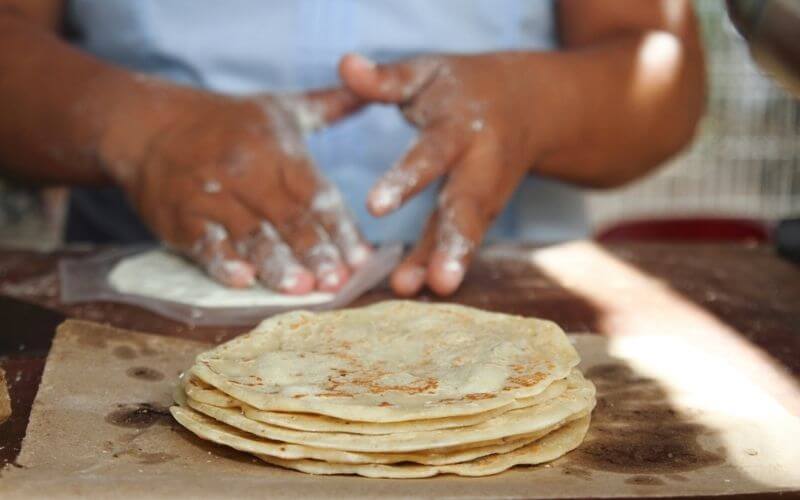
108;250;333;308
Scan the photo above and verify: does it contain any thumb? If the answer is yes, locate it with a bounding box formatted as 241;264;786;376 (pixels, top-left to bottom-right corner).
300;87;365;127
338;53;441;104
251;88;364;135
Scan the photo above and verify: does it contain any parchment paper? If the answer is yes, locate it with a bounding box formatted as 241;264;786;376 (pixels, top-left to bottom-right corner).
2;320;799;498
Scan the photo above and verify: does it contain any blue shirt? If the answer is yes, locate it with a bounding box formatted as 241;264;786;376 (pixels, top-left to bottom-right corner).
66;0;588;243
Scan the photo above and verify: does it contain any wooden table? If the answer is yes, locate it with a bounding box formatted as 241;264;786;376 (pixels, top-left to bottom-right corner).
1;242;798;495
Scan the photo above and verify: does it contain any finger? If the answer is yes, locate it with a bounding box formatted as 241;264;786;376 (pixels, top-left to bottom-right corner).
269;207;350;293
272;88;364;135
184;193;316;293
176;215;256;289
302;87;365;125
368;122;467;216
311;184;373;268
237;221;316;295
390;212;438;297
426;150;507;296
232;157;351;292
176;194;259;288
339;53;442;103
426;195;485;296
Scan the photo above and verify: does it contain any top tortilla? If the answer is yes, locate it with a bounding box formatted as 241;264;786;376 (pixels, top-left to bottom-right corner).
192;301;580;422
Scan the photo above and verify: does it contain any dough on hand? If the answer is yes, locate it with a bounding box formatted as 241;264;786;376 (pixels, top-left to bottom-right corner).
108;250;333;308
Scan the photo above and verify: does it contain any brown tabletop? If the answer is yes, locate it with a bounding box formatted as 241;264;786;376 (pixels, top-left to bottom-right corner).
1;242;799;496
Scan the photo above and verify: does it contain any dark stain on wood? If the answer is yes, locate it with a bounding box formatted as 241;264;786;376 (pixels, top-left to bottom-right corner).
566;363;725;474
126;366;164;381
105;403;171;429
625;475;666;486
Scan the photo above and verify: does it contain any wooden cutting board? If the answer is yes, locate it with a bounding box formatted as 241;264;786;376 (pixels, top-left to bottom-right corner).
3;320;798;498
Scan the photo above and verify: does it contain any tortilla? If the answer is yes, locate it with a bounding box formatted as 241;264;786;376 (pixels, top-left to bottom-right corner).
257;415;591;478
185;371;595;453
184;374;569;435
171;404;586;466
183;375;238;408
192;301;580;422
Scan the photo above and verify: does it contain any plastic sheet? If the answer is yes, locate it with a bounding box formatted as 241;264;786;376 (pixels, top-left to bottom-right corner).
60;244;402;326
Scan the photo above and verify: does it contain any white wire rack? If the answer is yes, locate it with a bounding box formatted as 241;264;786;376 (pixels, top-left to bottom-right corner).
586;1;800;229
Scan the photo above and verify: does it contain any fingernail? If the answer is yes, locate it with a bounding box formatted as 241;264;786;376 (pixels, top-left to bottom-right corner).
279;272;299;291
279;268;315;295
369;186;401;215
318;267;349;292
347;244;372;268
320;272;342;290
437;258;465;291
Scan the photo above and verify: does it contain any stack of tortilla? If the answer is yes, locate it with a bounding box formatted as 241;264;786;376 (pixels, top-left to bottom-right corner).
171;301;595;478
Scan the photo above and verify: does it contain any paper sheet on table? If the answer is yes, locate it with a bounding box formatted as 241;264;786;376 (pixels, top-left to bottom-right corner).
2;320;799;499
59;245;402;326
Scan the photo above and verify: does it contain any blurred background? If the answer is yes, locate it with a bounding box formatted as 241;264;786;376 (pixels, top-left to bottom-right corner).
588;1;800;240
0;1;797;250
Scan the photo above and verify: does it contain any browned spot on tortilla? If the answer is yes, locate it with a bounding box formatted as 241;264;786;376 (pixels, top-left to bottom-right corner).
289;318;309;330
292;394;307;399
464;392;495;400
126;366;164;381
323;366;438;397
379;401;393;407
316;392;350;398
230;374;264;387
566;363;725;475
231;380;259;387
367;377;438;395
625;475;665;486
505;371;546;388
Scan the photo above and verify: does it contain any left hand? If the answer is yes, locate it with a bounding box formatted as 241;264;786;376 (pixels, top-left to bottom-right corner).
339;53;554;296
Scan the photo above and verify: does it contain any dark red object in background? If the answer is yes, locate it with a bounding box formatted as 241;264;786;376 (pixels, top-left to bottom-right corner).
596;217;770;243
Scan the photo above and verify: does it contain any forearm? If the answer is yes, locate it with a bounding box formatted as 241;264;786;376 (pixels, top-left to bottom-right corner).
527;29;705;188
0;12;184;186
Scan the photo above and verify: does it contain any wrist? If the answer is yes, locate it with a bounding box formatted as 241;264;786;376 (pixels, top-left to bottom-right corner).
95;72;193;188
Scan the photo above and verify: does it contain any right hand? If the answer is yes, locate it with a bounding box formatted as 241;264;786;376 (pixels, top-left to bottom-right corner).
103;83;371;294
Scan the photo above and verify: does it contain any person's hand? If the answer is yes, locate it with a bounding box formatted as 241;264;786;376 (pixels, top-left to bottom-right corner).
339;53;557;297
103;84;371;293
